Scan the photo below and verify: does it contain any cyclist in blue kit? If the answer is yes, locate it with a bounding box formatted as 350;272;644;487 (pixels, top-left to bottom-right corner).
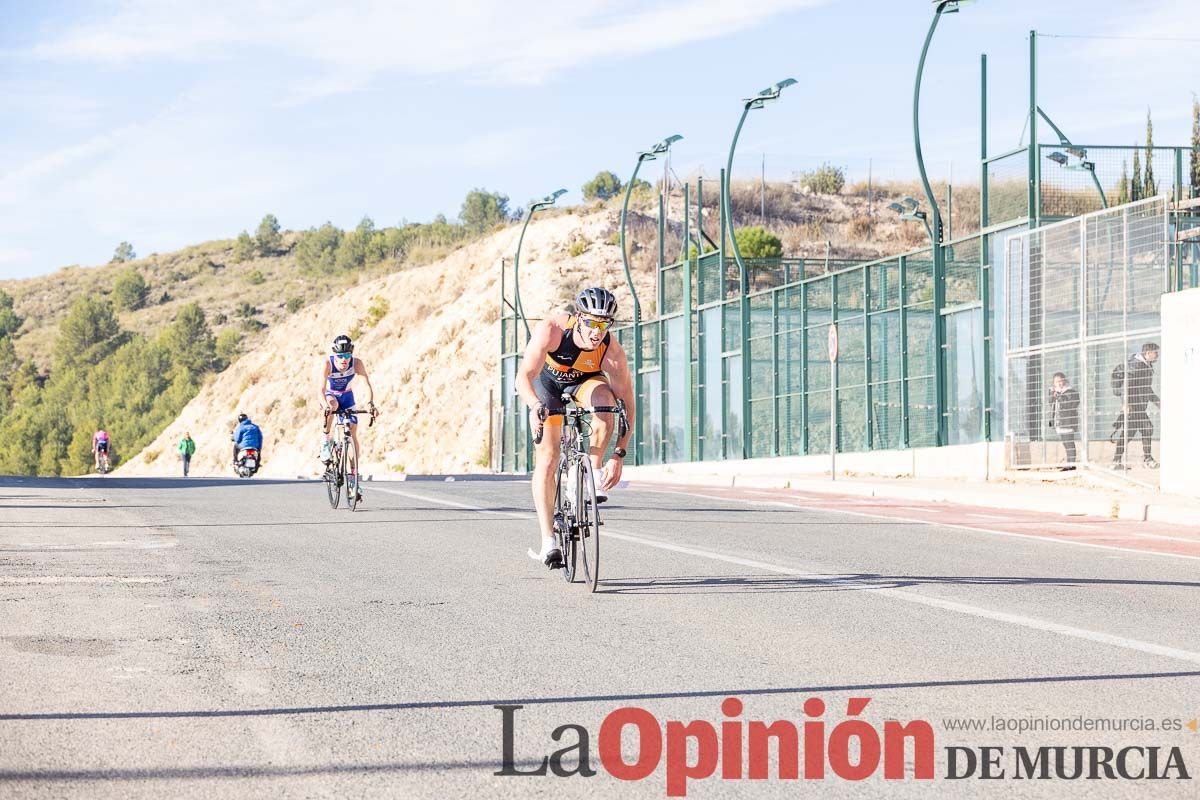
318;335;379;485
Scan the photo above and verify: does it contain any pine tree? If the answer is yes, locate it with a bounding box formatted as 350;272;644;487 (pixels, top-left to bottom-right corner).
1117;161;1130;205
1191;96;1199;196
1131;145;1143;202
255;214;282;255
1143;108;1157;198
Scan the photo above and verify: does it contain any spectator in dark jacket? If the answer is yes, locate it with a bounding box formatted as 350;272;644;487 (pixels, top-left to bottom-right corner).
1047;372;1081;470
1112;342;1160;469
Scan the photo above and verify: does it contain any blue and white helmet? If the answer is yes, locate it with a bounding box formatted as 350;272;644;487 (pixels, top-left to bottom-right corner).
575;287;617;319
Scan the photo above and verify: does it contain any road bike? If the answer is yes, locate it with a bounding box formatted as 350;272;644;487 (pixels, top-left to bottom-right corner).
322;407;374;511
96;449;111;474
534;394;627;592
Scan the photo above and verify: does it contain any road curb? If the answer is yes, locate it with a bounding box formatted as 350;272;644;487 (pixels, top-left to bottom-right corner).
625;469;1199;525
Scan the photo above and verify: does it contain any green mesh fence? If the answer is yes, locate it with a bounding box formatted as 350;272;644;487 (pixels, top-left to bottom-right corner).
985;148;1029;226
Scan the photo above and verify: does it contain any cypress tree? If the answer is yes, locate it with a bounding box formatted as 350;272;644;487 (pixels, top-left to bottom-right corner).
1191;96;1199;196
1131;145;1143;201
1143;108;1157;198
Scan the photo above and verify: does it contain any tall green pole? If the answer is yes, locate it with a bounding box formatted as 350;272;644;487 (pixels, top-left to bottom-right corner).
1029;30;1039;229
513;189;567;346
724;105;753;459
981;52;993;443
513;209;535;342
620;156;649;466
682;183;695;462
914;3;949;446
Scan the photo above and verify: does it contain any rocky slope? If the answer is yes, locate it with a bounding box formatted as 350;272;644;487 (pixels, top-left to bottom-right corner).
119;209;650;478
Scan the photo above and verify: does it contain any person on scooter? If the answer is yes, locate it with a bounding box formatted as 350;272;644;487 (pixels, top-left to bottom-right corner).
231;413;264;470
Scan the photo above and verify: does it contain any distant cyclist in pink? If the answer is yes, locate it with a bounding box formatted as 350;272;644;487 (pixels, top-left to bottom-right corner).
92;429;110;471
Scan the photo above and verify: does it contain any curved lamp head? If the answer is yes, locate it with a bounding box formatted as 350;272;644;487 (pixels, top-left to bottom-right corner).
744;78;797;110
638;134;684;162
887;202;907;214
902;196;921;210
530;188;567;211
934;0;974;13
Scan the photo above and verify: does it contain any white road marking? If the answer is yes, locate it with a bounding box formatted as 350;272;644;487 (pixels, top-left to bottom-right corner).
372;486;528;518
631;485;1200;563
380;486;1200;668
966;513;1009;521
1134;532;1200;543
896;506;940;514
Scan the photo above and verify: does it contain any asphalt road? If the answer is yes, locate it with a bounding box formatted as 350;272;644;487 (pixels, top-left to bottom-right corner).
2;475;1199;799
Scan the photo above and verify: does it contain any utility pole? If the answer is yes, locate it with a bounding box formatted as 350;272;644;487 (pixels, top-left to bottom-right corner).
761;153;766;224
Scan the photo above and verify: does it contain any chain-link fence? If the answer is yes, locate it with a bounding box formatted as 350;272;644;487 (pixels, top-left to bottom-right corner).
498;174;1192;474
985;147;1029;227
1005;196;1169;482
1040;145;1191;219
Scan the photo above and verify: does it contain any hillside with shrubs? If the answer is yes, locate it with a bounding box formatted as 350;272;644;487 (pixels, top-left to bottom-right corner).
0;171;979;476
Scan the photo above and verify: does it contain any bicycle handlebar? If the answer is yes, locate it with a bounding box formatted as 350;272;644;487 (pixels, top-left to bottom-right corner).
532;400;628;445
324;407;376;427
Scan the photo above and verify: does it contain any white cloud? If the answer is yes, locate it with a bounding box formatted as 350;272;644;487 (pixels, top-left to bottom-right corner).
29;0;828;88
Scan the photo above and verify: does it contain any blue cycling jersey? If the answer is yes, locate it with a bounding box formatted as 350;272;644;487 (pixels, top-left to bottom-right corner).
326;355;356;395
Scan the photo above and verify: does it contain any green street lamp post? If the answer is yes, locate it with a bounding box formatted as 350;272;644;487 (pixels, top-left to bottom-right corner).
620;135;683;466
914;0;972;447
723;78;796;459
512;188;566;470
513;189;567;343
1039;108;1108;210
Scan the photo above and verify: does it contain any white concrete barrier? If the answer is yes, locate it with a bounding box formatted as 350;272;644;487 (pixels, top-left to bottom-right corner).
1161;288;1200;498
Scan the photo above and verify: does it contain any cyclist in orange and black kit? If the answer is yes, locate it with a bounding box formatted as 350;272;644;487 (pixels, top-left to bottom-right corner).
516;287;636;566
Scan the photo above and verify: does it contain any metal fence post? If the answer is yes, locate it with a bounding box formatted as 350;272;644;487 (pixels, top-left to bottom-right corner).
980;53;993;443
772;289;781;456
899;255;911;448
682;184;695;462
800;284;810;455
864;265;874;450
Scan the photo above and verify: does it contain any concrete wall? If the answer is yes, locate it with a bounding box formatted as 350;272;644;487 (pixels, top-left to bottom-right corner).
625;441;1007;485
1161;288;1200;497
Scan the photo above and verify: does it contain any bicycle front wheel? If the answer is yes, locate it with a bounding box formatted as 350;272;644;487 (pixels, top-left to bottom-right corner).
577;458;601;592
555;464;576;582
324;444;342;509
345;437;360;511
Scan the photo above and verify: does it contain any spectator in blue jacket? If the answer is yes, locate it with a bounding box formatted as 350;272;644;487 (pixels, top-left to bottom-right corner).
231;413;264;466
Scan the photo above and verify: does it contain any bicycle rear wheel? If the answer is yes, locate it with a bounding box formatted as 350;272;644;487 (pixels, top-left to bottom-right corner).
345;437;360;511
324;443;342;509
577;458;601;592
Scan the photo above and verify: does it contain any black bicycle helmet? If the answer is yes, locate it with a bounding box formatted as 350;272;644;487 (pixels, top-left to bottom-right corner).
332;334;354;355
237;413;248;423
575;287;617;319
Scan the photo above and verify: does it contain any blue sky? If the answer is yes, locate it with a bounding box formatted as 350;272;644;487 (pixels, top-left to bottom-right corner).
2;0;1197;279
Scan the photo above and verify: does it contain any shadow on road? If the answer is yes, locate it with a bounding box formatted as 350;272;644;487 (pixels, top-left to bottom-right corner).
3;670;1196;722
0;758;546;782
0;476;310;490
595;572;1200;595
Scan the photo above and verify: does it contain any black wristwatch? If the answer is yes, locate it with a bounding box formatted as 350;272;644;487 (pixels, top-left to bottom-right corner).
612;447;627;459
